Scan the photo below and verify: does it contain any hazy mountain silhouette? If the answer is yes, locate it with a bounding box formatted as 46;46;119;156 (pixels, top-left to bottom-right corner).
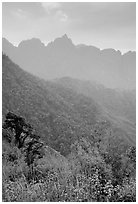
2;35;136;89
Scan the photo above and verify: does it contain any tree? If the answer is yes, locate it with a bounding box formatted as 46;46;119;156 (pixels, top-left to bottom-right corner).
24;135;43;166
3;112;33;148
3;112;44;167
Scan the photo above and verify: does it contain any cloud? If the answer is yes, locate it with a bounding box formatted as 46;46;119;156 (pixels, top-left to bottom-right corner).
41;2;61;14
41;2;68;22
12;8;27;19
3;2;135;51
55;10;68;22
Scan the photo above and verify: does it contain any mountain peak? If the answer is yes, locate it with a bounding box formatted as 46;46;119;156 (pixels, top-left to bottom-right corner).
2;37;17;56
47;34;74;50
18;38;45;48
55;34;73;44
62;33;69;39
2;37;15;47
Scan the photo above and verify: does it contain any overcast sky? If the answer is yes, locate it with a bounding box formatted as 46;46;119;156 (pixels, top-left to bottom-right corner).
2;2;136;52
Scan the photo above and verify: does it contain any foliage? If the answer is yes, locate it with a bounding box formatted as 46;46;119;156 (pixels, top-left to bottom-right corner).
3;112;33;148
3;112;44;167
2;112;136;202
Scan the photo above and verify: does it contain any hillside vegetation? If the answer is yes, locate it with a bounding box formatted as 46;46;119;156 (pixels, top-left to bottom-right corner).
2;54;136;201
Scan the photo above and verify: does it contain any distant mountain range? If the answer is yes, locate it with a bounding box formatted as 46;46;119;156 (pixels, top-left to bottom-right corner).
2;34;136;89
2;54;135;156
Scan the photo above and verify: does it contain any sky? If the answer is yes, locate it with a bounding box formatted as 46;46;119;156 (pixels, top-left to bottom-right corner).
2;2;136;52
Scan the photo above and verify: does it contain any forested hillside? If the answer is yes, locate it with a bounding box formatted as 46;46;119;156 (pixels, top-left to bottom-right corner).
55;77;136;144
3;54;103;155
2;54;136;201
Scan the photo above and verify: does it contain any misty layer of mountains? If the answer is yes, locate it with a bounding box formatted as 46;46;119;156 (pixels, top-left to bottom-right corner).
2;54;135;157
2;32;136;201
2;34;136;90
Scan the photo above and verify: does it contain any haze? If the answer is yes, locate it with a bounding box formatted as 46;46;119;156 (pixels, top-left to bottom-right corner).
2;2;136;53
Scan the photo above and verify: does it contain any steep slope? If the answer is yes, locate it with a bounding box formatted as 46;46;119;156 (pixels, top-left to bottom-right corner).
2;54;104;155
54;77;136;144
2;35;136;90
3;54;135;158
